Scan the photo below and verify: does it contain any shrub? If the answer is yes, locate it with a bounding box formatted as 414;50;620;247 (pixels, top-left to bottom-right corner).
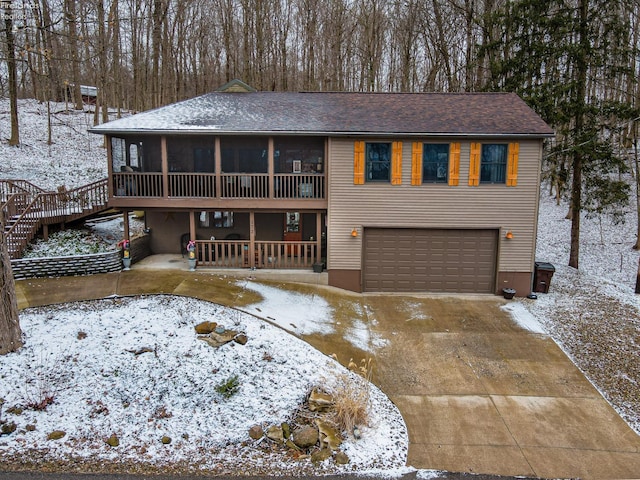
327;358;373;436
215;374;240;399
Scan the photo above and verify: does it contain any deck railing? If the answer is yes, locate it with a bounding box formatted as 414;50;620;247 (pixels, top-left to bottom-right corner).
114;172;163;197
274;174;325;199
169;173;216;198
195;239;320;269
2;179;109;259
112;172;325;199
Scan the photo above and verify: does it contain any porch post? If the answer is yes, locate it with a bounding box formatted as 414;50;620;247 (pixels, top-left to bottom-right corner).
189;210;196;240
123;209;130;241
161;136;168;198
316;212;322;264
215;136;221;199
249;211;255;268
106;135;114;197
268;137;274;199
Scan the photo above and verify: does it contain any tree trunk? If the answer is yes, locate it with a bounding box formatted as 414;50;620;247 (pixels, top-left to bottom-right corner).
0;210;22;355
4;6;20;146
65;0;84;110
568;0;590;270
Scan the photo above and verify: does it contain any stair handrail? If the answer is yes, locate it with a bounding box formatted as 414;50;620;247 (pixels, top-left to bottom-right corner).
4;194;45;258
0;179;50;201
1;192;30;223
3;178;110;259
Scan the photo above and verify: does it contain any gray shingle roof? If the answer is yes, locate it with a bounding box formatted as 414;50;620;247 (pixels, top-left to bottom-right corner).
89;91;554;137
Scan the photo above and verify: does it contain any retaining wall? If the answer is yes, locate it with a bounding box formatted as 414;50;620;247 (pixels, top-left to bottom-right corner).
11;235;151;280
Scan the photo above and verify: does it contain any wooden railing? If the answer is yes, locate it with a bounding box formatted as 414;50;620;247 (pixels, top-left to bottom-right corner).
220;173;269;198
114;172;163;197
169;173;216;197
2;179;109;259
112;172;325;199
195;239;320;269
0;179;47;201
274;174;325;199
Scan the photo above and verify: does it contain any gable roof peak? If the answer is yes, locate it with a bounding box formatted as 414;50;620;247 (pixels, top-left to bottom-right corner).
216;79;257;93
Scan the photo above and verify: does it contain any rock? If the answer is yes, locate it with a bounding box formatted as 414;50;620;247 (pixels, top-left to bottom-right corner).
316;419;342;450
1;422;16;435
281;422;290;439
334;451;350;464
234;333;248;345
161;435;172;444
195;321;217;334
292;425;318;449
47;430;66;440
106;434;119;447
311;447;332;463
266;425;284;443
25;424;36;432
285;439;301;451
199;329;238;348
308;388;334;412
249;425;264;440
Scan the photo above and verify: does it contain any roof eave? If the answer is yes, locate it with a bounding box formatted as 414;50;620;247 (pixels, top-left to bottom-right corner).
88;128;555;138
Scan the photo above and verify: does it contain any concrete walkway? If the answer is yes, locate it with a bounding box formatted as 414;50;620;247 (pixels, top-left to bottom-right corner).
14;256;640;479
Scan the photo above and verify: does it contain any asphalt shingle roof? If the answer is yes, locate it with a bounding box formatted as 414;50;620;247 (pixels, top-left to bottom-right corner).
89;91;554;137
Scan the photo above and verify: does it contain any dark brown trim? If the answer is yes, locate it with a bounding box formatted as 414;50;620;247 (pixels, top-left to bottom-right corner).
328;269;362;293
496;271;533;297
108;197;328;210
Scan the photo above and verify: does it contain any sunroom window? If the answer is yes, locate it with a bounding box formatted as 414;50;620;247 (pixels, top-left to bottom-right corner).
221;137;268;173
480;144;508;184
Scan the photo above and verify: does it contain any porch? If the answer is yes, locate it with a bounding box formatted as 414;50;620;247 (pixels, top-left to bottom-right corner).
193;238;323;270
130;253;329;285
113;172;325;200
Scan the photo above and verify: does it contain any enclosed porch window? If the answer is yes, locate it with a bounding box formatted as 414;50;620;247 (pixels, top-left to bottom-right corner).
274;137;325;173
221;137;268;173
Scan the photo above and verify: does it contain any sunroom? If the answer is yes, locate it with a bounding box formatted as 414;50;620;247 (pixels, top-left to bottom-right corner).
109;135;326;202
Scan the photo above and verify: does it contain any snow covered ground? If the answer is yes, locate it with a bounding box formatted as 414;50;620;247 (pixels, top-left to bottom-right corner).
0;295;410;476
1;98;640;474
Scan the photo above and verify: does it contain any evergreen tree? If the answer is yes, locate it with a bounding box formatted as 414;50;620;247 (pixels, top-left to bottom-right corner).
480;0;638;269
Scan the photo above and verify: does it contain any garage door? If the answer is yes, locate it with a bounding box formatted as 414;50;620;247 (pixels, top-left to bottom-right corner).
363;228;498;293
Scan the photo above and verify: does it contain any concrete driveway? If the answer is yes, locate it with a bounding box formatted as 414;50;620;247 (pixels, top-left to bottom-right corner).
14;259;640;479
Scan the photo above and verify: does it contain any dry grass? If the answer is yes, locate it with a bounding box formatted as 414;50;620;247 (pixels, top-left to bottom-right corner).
328;358;372;435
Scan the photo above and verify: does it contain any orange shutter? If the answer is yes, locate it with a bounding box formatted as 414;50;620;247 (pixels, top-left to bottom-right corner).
507;142;519;187
411;142;423;185
354;141;365;184
469;142;481;186
391;141;403;185
448;142;460;186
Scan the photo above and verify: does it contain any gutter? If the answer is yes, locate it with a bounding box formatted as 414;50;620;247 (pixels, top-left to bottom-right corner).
87;128;555;139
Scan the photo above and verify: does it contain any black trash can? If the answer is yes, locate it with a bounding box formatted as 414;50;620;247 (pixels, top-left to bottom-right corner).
533;262;555;293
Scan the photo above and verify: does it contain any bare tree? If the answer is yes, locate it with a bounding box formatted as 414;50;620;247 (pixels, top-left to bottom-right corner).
3;3;20;145
0;210;21;355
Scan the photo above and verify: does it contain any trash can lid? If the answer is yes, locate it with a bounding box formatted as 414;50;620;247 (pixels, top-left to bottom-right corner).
534;261;555;271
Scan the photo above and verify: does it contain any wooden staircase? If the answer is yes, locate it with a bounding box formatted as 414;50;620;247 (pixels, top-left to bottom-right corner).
1;179;110;259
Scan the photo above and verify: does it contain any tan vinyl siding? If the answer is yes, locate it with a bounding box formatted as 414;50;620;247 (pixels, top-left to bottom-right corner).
327;138;542;273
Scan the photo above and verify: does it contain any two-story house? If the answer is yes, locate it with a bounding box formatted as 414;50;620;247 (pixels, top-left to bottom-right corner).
89;82;554;296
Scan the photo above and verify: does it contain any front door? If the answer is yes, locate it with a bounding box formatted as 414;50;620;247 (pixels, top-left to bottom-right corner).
284;212;301;253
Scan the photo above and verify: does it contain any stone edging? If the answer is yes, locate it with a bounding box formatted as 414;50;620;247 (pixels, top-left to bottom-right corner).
11;235;151;280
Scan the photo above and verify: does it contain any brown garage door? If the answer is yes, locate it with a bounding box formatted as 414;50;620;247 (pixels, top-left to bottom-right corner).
363;228;498;293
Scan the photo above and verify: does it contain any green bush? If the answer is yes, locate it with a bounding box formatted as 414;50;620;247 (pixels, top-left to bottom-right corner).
215;374;240;399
